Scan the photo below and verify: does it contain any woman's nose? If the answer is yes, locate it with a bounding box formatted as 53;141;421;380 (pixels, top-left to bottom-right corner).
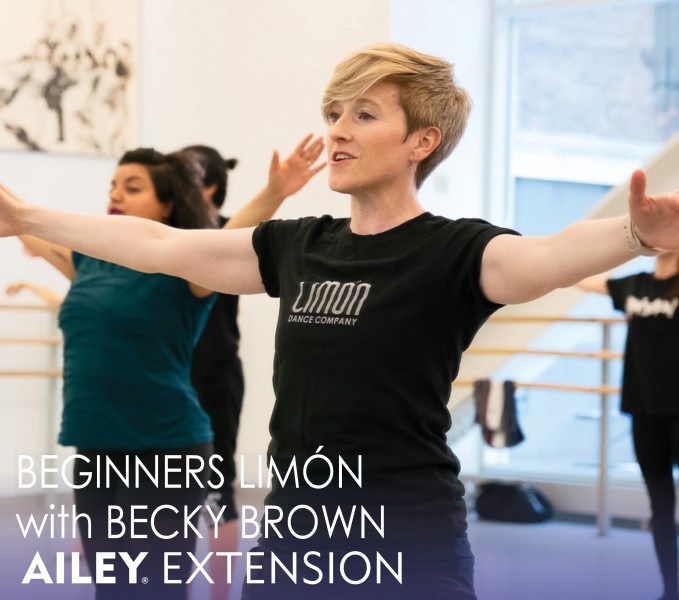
328;114;352;142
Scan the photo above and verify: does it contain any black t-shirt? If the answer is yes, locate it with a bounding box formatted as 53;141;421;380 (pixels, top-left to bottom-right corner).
608;272;679;416
190;215;244;495
190;291;241;388
252;212;515;546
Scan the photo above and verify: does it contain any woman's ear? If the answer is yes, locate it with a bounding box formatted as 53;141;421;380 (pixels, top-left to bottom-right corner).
202;183;218;205
162;202;174;221
411;126;442;163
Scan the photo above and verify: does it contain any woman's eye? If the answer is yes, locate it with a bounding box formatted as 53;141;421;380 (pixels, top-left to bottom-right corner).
358;111;375;121
326;111;340;123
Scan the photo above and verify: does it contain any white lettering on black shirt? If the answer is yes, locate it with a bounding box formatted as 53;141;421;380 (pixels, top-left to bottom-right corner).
289;281;371;326
625;295;679;319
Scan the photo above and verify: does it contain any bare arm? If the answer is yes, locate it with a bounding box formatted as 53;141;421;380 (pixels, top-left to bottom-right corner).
576;276;609;295
481;171;679;305
3;135;324;299
184;134;324;297
0;187;264;296
481;216;631;304
5;281;64;307
225;134;325;230
18;235;75;280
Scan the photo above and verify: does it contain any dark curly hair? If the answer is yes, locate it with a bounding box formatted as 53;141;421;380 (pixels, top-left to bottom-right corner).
118;148;216;229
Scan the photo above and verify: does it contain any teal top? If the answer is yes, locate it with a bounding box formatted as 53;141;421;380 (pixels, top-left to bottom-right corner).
58;252;215;451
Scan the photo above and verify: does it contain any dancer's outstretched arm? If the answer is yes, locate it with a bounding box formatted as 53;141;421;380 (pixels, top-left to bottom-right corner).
0;186;264;296
481;171;679;304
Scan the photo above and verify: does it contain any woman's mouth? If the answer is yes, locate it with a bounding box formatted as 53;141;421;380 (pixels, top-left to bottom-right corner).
332;151;354;163
108;208;123;215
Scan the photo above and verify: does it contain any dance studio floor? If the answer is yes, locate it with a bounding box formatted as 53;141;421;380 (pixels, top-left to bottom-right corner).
0;493;660;600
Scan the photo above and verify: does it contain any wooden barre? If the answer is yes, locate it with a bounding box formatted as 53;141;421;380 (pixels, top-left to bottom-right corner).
489;315;625;325
0;337;62;345
0;370;62;377
0;304;57;312
454;380;620;394
465;347;623;359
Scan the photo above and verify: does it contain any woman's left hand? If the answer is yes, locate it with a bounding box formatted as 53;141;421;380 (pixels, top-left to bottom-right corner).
629;170;679;251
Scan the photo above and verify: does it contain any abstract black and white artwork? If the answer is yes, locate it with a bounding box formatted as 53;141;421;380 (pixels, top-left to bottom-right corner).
0;0;139;155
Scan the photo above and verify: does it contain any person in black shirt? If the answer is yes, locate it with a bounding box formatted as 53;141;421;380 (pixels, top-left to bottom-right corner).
4;43;679;599
580;252;679;600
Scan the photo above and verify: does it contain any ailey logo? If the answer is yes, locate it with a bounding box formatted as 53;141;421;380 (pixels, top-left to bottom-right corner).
287;280;371;326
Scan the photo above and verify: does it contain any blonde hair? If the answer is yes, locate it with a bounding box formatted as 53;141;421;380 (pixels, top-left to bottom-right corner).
322;43;472;188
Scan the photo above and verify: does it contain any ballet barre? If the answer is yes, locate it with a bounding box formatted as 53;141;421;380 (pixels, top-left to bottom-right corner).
0;304;62;377
455;379;620;395
0;303;56;311
0;303;62;499
0;337;62;345
459;313;626;536
488;314;624;324
464;347;622;360
1;369;62;377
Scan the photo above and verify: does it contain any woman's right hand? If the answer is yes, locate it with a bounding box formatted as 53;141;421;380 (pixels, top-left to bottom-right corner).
5;282;27;296
5;281;64;307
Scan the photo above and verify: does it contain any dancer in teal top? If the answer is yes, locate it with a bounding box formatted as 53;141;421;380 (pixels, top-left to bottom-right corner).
14;138;325;600
58;251;215;450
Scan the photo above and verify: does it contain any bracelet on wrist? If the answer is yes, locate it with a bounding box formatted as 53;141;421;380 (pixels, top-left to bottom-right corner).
623;215;659;256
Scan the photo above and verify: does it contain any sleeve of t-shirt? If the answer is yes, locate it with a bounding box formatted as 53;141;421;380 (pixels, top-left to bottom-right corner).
252;218;314;298
454;218;521;310
607;275;636;312
252;220;282;297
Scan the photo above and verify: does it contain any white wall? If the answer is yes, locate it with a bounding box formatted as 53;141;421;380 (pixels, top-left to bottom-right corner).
0;0;496;496
390;0;492;219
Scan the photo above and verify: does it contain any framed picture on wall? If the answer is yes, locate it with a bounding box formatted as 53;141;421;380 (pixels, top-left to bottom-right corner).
0;0;139;155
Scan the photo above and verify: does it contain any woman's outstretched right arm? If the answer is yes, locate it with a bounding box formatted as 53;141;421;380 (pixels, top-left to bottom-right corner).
1;185;264;296
576;276;609;295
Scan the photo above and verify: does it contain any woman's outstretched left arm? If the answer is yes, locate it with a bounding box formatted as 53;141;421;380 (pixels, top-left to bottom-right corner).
480;171;679;305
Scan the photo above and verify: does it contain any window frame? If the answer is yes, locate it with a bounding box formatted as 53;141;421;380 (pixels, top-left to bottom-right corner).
488;0;673;227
